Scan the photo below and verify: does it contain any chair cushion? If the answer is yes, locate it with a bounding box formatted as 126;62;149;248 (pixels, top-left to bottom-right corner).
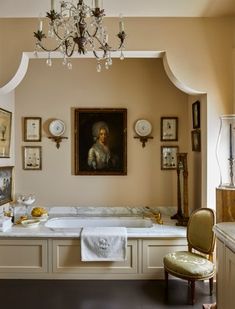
164;251;215;279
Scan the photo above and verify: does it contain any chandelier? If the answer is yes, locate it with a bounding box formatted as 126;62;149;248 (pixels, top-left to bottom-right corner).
33;0;127;72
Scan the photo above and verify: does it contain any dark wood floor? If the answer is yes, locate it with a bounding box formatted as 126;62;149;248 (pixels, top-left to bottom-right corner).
0;279;216;309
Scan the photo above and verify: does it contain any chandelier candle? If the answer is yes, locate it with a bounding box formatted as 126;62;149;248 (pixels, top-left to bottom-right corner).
51;0;55;11
119;18;125;32
34;0;126;72
94;0;101;9
39;20;43;32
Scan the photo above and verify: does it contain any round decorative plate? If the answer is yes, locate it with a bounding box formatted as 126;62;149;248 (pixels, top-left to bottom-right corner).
134;119;152;137
49;119;65;137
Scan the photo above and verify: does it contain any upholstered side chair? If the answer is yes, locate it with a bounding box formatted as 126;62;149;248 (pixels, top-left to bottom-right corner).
163;208;215;305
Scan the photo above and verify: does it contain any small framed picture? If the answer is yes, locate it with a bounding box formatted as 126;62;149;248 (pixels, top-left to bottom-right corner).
0;108;12;158
23;146;42;170
191;130;201;152
192;101;200;129
24;117;42;142
0;166;13;206
161;117;178;141
161;146;179;170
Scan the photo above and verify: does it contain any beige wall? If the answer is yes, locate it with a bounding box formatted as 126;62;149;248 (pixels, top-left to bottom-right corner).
0;17;235;210
15;58;189;207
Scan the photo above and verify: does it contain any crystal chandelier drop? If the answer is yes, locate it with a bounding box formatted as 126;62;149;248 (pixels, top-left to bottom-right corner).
33;0;127;72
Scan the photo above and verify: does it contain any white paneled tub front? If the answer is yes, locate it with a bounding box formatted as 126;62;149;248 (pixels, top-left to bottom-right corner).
0;207;187;279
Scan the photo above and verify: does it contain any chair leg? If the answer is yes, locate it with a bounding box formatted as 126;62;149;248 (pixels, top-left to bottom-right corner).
190;280;195;305
164;269;169;300
209;277;213;295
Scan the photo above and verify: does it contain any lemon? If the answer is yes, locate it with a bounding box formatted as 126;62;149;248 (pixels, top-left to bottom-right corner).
31;207;47;217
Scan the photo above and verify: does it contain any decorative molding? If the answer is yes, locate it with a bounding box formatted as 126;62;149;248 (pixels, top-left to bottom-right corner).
0;50;205;96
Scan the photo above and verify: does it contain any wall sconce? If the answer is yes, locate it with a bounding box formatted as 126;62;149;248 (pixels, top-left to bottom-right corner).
48;119;68;149
134;119;153;147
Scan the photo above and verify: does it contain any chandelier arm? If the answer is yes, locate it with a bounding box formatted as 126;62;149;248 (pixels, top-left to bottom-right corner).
86;30;105;48
62;1;77;11
111;40;124;52
92;49;107;60
106;39;125;52
36;42;63;53
67;5;78;23
86;25;99;39
51;23;67;42
64;39;76;57
91;34;125;53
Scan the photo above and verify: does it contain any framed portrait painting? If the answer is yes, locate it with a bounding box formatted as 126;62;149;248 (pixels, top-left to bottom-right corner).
74;108;127;175
161;146;179;170
0;166;13;206
23;146;42;170
0;108;12;158
24;117;42;142
161;117;178;141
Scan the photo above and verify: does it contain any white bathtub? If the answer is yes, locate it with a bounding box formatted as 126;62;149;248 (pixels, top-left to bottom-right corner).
45;216;154;229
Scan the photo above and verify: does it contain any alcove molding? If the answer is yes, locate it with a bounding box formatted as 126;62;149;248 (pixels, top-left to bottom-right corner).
0;51;204;96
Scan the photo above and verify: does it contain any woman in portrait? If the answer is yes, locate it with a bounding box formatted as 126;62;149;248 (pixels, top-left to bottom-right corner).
87;121;118;170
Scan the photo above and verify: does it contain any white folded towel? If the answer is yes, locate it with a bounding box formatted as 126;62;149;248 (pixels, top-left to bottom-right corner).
81;227;127;262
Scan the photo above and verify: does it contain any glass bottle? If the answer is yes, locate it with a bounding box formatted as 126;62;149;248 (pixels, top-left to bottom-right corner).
216;115;235;188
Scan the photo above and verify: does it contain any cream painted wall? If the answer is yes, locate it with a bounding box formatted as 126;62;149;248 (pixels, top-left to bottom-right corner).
0;17;234;210
15;58;189;207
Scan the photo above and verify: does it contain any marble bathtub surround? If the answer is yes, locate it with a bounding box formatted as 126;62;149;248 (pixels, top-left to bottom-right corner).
0;206;186;239
13;205;177;219
0;221;186;238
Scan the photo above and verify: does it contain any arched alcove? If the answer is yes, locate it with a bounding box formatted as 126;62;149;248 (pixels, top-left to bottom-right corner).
1;51;206;211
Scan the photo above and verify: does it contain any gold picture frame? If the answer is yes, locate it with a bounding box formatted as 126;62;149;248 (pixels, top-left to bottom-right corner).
0;108;12;158
161;117;178;141
0;166;13;206
23;146;42;170
74;108;127;175
24;117;42;142
161;146;179;170
192;100;200;129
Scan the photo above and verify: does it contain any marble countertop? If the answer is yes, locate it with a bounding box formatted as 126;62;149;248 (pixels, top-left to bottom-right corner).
0;206;186;239
213;222;235;253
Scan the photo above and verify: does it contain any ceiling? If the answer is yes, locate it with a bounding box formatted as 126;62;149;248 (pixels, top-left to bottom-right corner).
0;0;234;18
